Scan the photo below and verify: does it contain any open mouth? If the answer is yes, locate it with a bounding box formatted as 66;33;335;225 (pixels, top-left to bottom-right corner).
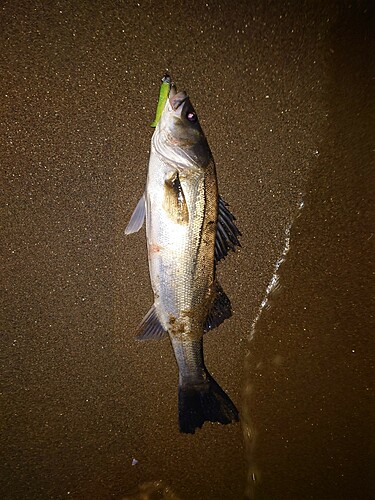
170;90;188;111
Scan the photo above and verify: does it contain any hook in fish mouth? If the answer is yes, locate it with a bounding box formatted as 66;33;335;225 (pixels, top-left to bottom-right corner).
170;90;188;110
161;73;171;85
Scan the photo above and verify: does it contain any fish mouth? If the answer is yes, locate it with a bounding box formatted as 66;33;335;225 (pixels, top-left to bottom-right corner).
170;90;188;111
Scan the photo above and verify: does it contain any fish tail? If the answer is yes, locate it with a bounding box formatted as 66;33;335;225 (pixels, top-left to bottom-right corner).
171;337;239;434
178;372;239;434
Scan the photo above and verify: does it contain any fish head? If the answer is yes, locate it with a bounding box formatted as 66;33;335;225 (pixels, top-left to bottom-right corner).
153;85;211;169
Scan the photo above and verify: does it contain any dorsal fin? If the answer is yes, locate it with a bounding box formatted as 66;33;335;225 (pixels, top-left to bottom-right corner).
204;282;232;332
215;195;241;262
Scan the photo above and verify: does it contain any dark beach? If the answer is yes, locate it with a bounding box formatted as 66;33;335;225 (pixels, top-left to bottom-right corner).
2;1;374;499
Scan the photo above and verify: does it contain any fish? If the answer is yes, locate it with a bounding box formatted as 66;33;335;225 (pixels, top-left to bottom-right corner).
125;75;241;434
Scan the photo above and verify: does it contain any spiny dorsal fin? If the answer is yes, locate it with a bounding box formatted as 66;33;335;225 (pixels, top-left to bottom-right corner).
215;195;241;262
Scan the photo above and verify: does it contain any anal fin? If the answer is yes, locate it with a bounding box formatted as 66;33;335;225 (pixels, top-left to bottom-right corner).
136;304;168;340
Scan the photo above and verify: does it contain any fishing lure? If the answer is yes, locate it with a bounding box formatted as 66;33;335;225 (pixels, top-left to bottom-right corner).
150;74;172;128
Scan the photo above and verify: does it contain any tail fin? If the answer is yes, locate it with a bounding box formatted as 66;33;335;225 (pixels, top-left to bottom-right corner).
178;373;239;434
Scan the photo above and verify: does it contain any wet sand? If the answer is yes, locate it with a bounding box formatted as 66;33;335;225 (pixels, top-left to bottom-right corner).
2;1;374;499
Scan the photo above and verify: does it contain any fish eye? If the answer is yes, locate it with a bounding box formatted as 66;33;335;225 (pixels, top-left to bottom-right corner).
186;111;197;122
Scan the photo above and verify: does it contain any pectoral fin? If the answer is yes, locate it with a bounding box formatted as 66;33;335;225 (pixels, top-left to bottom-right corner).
204;282;232;332
124;194;146;235
215;195;241;262
163;171;189;225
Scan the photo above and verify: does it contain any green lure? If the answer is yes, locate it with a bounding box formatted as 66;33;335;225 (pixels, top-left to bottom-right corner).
150;74;171;128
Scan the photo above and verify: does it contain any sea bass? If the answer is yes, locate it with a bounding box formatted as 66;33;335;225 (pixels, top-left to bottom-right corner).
125;76;240;433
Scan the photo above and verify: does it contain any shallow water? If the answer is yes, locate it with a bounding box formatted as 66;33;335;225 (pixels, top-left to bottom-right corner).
243;7;374;498
2;1;373;499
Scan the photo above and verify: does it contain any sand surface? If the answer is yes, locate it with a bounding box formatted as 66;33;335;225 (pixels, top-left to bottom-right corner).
2;1;373;499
